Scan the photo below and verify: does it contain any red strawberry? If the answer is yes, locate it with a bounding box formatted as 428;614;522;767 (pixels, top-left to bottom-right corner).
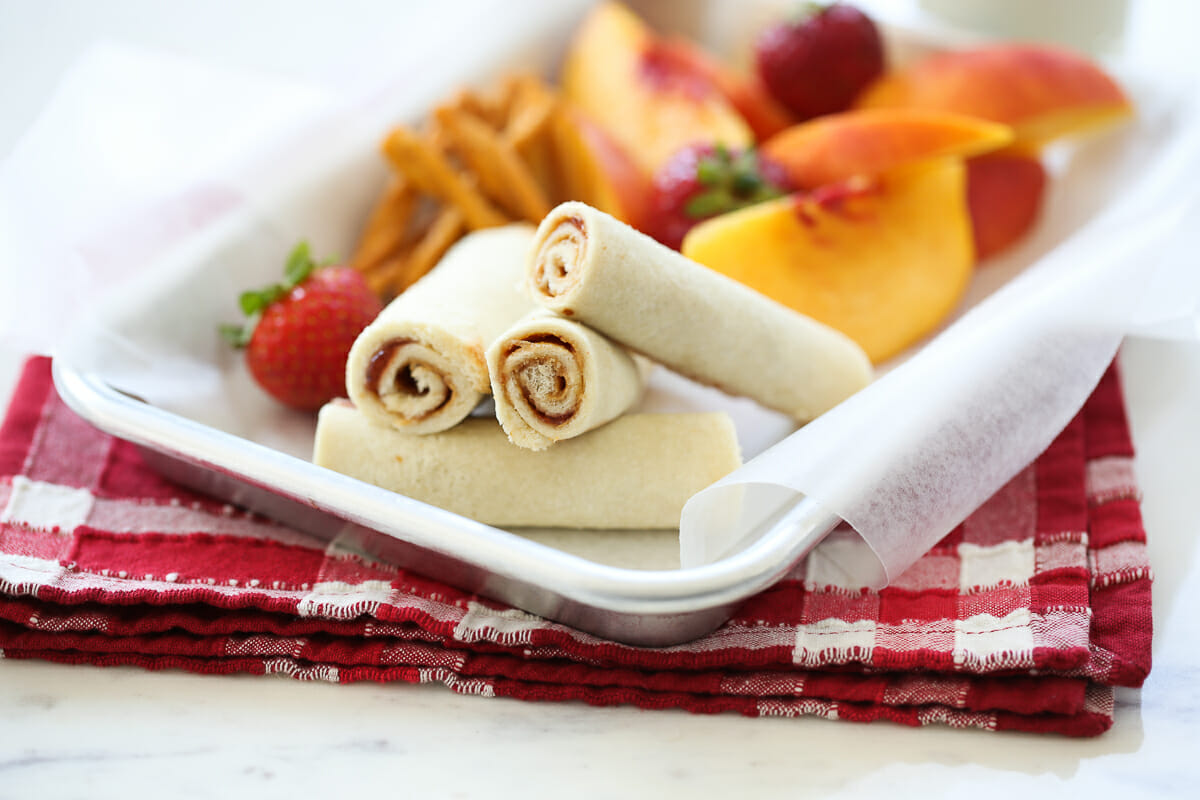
645;142;793;250
221;242;383;411
755;3;885;121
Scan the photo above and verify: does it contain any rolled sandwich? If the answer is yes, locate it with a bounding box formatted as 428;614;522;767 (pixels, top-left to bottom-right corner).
486;310;649;451
528;202;873;422
346;224;535;434
314;404;741;529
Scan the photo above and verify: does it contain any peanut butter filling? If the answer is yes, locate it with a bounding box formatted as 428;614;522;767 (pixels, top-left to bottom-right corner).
366;338;455;422
499;334;583;427
532;215;586;298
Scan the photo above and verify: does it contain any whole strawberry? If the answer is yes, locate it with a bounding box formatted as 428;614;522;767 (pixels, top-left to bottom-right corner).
756;3;885;121
221;242;383;411
645;142;793;250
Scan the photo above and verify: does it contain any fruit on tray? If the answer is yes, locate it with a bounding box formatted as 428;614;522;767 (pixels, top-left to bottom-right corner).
966;151;1048;260
644;142;793;250
761;108;1013;189
856;42;1131;260
681;157;974;363
755;2;885;121
560;1;754;173
855;43;1133;148
222;242;384;411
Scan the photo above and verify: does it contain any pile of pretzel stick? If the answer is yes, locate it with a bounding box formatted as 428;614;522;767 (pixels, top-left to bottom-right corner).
349;72;625;299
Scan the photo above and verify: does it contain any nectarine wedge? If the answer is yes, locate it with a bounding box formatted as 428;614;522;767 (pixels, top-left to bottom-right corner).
681;157;974;363
967;152;1048;260
560;2;754;173
551;105;652;229
856;44;1132;148
762;108;1013;189
656;36;796;141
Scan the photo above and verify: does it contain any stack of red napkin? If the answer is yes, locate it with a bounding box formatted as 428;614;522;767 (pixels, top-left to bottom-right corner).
0;357;1151;736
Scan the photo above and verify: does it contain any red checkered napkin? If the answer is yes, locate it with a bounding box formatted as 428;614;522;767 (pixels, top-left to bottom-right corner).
0;357;1152;736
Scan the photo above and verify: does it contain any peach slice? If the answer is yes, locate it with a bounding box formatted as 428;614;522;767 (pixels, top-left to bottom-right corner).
681;157;973;363
560;1;754;173
966;152;1048;260
656;36;796;141
856;44;1132;148
762;108;1013;189
551;106;653;229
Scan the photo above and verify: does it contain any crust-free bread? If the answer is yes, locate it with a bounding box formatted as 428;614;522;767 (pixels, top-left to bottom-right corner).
345;224;535;434
487;310;649;450
528;202;873;422
313;405;741;529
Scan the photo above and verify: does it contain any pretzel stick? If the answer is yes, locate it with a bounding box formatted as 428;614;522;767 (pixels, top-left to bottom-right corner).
351;177;417;273
381;126;507;230
390;206;466;295
504;76;560;201
440;88;504;131
435;106;551;223
492;73;525;126
364;250;411;298
429;108;510;211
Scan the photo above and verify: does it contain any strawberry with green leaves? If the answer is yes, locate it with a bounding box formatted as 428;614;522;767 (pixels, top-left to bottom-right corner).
644;142;793;250
221;242;383;411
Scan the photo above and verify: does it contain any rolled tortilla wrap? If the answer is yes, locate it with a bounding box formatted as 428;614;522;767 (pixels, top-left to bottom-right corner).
346;224;535;434
529;202;873;422
486;310;650;451
314;405;741;529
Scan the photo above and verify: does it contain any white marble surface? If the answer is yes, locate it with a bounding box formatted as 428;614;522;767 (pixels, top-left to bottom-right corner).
2;1;1199;797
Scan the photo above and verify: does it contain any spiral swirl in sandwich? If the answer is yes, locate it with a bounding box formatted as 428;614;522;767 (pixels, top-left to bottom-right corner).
352;335;479;432
531;213;587;299
487;311;646;451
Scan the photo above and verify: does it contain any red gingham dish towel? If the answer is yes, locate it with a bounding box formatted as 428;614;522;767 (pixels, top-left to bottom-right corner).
0;357;1152;736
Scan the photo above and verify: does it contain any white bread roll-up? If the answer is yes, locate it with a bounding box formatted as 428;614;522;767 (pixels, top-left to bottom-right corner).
528;202;873;422
346;224;535;434
314;405;741;529
486;310;650;451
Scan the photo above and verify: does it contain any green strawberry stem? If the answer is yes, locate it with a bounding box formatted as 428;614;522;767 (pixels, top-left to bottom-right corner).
684;145;787;219
218;321;256;348
220;241;322;349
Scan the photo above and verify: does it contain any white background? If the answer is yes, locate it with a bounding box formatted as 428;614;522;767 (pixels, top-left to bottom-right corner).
1;1;1198;796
